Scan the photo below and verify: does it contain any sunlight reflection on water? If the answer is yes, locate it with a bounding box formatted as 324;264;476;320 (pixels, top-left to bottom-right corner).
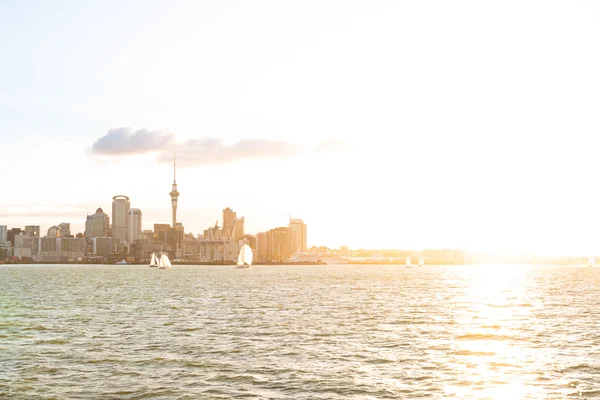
1;264;599;399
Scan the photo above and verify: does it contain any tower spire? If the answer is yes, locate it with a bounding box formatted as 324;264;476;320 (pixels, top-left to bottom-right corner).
173;152;176;184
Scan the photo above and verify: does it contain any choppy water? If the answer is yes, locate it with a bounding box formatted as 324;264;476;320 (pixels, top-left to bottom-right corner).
1;264;600;399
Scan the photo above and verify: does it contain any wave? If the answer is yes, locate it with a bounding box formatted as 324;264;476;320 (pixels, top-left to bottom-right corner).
455;350;496;356
455;333;519;341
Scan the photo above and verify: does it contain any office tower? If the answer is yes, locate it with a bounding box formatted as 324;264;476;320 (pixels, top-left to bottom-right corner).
223;207;236;237
0;225;6;242
128;208;142;244
46;226;61;238
24;225;40;238
289;218;308;253
58;222;71;238
7;228;24;245
154;224;171;244
267;227;290;262
256;232;267;262
112;195;130;243
85;208;110;244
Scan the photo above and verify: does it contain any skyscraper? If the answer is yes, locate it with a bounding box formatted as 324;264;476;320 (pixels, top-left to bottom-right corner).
46;226;61;238
223;207;236;237
85;208;110;244
0;225;7;242
58;222;71;238
289;218;307;253
128;208;142;244
112;195;130;243
24;225;40;238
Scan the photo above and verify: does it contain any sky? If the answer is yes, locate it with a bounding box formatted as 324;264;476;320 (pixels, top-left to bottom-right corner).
1;1;599;256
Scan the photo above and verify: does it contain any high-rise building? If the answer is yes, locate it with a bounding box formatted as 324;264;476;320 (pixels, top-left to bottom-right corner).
267;227;290;262
58;222;71;238
256;232;267;262
223;207;236;237
154;224;171;244
112;195;130;243
289;218;307;253
85;208;110;244
0;225;7;242
24;225;40;238
232;217;244;242
7;228;23;245
46;226;61;238
128;208;142;244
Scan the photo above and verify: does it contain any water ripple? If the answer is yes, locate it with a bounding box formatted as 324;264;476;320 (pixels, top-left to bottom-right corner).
1;264;600;399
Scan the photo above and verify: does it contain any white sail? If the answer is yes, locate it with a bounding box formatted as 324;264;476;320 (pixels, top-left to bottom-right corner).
158;253;171;269
149;252;158;267
418;257;424;267
237;244;253;267
406;256;412;267
589;256;596;267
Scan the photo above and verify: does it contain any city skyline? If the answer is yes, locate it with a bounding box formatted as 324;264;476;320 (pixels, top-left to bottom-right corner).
2;1;600;256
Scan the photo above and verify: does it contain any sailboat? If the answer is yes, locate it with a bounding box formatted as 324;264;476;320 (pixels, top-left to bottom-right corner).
589;256;596;268
158;253;172;269
418;257;424;267
406;256;412;268
236;244;253;269
149;252;159;268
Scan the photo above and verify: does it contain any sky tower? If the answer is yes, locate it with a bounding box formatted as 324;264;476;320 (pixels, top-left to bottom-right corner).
170;153;179;229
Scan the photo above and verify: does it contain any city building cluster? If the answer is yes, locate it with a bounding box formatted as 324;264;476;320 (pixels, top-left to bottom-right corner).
0;161;307;264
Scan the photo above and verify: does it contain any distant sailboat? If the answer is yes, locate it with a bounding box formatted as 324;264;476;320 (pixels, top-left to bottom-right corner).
236;244;253;269
406;256;412;268
589;256;596;268
158;253;172;269
418;257;424;267
149;252;158;268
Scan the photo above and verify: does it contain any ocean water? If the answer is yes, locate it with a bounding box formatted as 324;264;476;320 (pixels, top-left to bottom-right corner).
1;264;600;399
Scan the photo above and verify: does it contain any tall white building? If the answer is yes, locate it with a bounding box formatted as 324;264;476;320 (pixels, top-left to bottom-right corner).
0;225;7;242
112;195;130;243
128;208;142;244
289;218;308;253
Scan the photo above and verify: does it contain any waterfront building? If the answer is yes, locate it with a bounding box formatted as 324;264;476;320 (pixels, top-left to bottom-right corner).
128;208;142;244
256;232;267;262
13;247;32;260
267;227;291;262
24;225;40;238
58;222;71;238
289;218;307;253
0;225;6;242
61;238;86;254
40;237;60;252
14;235;40;255
85;208;110;244
92;237;122;256
112;195;130;243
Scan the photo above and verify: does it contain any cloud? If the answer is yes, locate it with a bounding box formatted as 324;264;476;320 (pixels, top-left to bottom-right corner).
88;127;351;167
89;127;175;155
158;137;299;167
